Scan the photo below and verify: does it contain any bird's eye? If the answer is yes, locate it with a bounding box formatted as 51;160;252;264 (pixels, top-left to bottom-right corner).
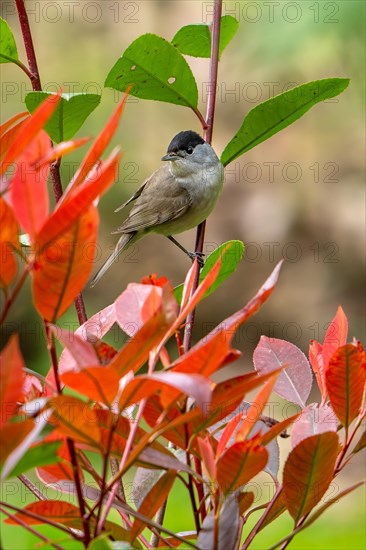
187;146;193;154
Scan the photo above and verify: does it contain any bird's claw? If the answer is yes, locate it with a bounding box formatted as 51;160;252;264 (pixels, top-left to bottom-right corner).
188;251;205;268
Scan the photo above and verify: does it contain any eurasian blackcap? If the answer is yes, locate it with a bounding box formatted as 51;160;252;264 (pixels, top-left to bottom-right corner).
90;130;224;287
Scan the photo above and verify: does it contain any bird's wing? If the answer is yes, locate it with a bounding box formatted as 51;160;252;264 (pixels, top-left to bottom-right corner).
112;165;192;234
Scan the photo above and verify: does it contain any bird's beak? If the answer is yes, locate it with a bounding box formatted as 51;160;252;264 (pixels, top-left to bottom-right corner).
161;152;179;161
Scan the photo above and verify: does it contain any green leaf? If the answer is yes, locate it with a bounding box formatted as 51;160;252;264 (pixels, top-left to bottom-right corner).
174;240;244;303
25;92;101;143
7;441;61;478
171;15;239;59
221;78;350;167
0;18;18;64
105;34;198;108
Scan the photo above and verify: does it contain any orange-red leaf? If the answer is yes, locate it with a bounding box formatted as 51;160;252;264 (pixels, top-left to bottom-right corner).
325;343;366;427
0;419;34;466
0;112;28;138
32;204;99;321
110;289;177;377
36;148;120;250
216;437;268;494
4;500;80;525
199;370;279;432
0;197;19;289
37;137;90;166
48;395;101;448
131;470;176;541
309;339;325;401
239;491;255;516
1;94;60;176
10;130;51;238
70;91;130;189
61;365;120;406
0;334;25;424
119;371;211;411
322;305;348;370
283;432;339;522
115;282;177;337
236;373;280;441
0;119;29;161
174;261;284;380
197;436;216;480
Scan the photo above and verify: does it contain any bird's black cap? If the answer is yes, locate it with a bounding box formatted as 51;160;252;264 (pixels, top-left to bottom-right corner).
167;130;205;154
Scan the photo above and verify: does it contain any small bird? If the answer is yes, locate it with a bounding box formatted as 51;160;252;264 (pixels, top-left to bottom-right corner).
90;130;224;287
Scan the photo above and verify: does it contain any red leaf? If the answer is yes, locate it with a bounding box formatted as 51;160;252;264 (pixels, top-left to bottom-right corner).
236;373;280;441
283;432;339;522
0;119;29;161
32;204;99;321
197;436;216;480
171;261;284;378
291;404;337;448
115;282;177;337
0;111;28;138
51;326;99;368
119;371;211;411
309;340;326;401
0;94;60;176
70;91;130;189
10;130;50;238
37;137;90;166
325;343;366;427
0;334;25;424
110;287;177;377
4;500;80;525
61;365;120;407
48;395;101;448
131;470;176;541
0;197;19;288
36;148;121;250
0;419;34;466
36;436;75;484
239;491;255;516
253;337;312;408
216;437;268;494
57;304;117;376
322;305;348;371
199;371;280;432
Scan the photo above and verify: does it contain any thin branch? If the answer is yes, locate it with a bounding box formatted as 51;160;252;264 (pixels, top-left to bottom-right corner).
14;0;42;90
15;0;88;325
0;507;65;550
241;485;283;550
183;0;222;353
18;475;46;501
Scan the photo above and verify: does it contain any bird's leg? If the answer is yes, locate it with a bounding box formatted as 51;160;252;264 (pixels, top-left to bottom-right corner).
167;236;205;268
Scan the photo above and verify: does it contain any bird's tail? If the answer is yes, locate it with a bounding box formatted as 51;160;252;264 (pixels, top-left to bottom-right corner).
90;232;136;287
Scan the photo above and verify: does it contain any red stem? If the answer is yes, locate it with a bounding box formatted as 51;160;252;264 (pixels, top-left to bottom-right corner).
183;0;222;353
14;0;88;324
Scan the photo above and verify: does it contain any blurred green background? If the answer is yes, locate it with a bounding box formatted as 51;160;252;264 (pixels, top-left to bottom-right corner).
0;0;365;548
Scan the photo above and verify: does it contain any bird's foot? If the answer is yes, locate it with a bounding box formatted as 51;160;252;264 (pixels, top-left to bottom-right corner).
188;251;205;268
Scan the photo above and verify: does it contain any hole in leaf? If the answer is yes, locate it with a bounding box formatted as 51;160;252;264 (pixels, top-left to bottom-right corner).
168;77;176;85
131;65;136;71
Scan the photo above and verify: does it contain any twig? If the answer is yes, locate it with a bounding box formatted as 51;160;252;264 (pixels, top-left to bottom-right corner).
17;475;46;501
14;0;88;325
183;0;222;353
0;506;64;550
241;485;283;550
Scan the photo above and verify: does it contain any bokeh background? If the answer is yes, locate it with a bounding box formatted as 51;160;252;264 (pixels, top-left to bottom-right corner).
1;1;365;548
